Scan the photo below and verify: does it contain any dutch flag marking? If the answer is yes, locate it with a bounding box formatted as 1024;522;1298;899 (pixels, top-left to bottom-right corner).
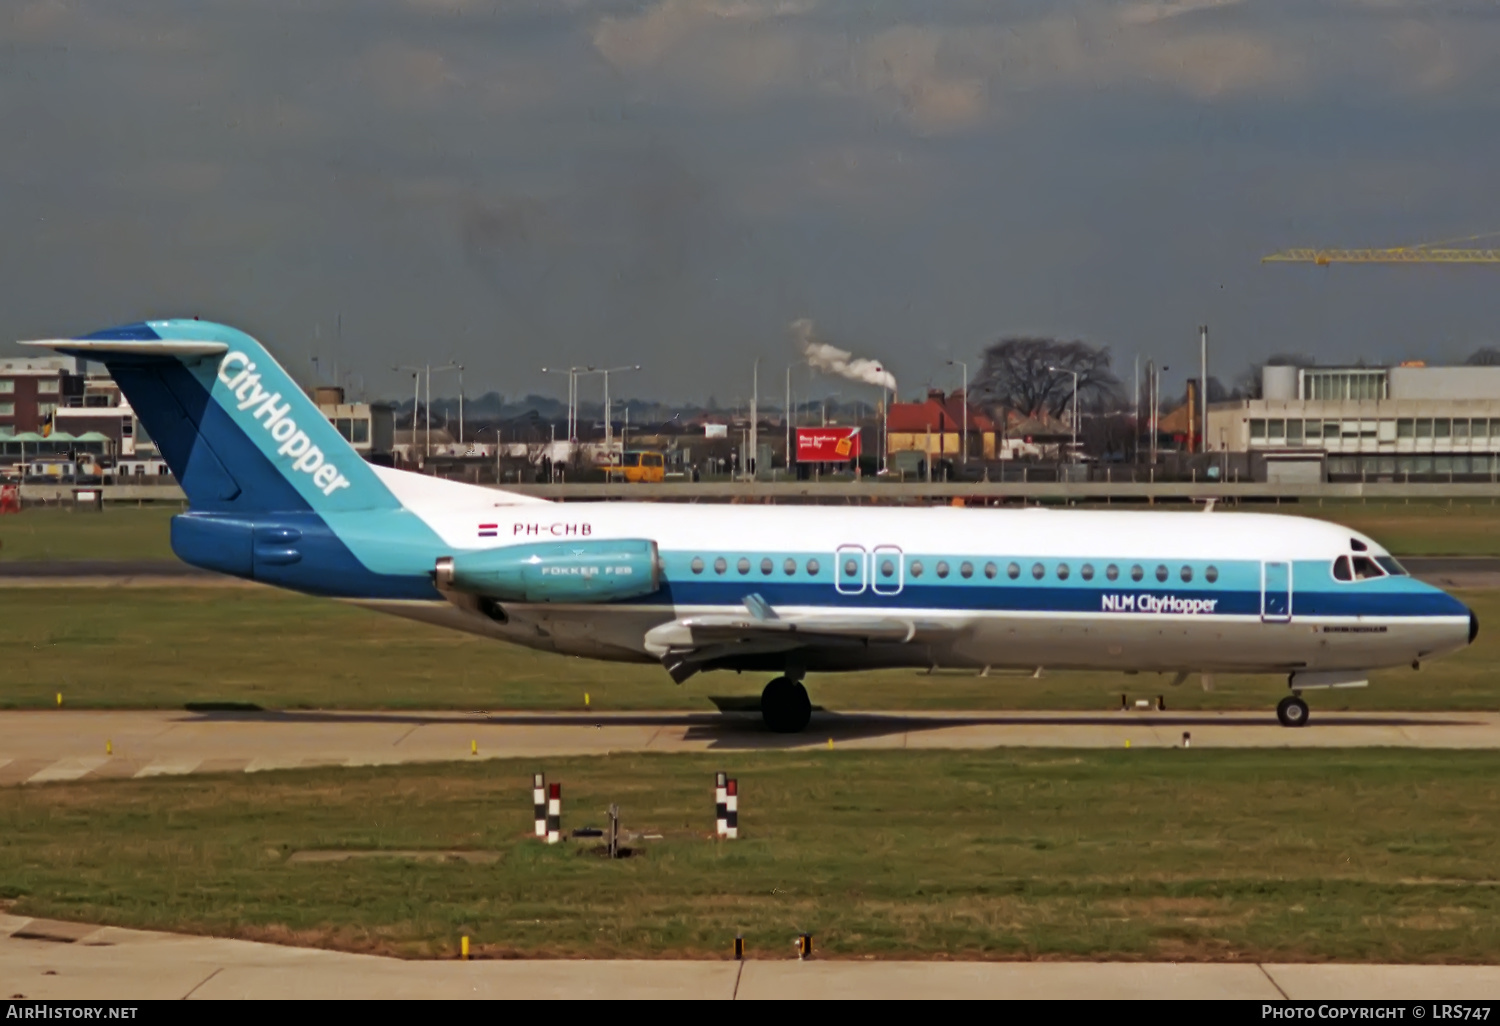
478;523;499;538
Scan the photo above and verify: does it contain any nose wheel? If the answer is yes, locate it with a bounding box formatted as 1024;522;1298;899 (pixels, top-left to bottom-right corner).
1276;695;1310;728
761;676;812;734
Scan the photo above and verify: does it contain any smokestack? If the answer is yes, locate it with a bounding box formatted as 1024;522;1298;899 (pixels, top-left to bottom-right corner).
791;318;897;392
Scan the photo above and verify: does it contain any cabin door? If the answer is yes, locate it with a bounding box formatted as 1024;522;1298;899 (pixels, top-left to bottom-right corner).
871;544;904;596
1261;561;1292;623
835;544;867;595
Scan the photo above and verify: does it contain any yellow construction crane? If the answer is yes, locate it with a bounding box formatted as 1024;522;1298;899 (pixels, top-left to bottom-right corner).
1263;232;1500;265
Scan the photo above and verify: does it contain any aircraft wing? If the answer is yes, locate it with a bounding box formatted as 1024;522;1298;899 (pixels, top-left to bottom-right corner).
643;593;949;683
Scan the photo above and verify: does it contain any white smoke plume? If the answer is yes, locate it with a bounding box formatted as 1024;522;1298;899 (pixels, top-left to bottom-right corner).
790;318;897;392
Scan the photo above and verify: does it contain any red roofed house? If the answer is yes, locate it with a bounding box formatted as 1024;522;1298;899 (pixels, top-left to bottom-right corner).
887;389;997;460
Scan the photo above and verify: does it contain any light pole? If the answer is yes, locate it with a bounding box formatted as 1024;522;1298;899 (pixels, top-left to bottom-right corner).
1048;364;1079;461
429;363;461;452
749;358;760;480
785;362;800;471
946;359;968;464
1198;324;1209;455
392;365;424;464
594;365;641;455
542;365;594;447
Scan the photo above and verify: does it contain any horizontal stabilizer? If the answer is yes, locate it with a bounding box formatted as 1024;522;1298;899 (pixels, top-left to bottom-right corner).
20;338;228;358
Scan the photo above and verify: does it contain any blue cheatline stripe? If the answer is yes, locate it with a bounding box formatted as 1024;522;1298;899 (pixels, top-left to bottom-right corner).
625;579;1467;618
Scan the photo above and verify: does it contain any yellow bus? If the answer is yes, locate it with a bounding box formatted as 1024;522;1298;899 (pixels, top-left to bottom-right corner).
604;450;666;483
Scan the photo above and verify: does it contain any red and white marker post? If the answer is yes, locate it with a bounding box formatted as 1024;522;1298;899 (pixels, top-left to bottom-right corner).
533;773;547;838
546;782;562;844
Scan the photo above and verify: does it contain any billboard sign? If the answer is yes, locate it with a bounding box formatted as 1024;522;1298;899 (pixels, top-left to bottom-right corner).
704;423;728;439
796;426;861;462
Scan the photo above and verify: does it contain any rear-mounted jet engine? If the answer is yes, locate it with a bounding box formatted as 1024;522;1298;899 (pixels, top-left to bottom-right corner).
434;539;661;604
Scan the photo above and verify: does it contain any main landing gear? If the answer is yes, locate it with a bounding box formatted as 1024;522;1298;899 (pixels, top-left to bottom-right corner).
761;676;812;734
1277;694;1310;728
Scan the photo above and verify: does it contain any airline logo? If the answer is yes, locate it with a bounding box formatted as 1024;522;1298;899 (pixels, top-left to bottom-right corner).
1102;594;1218;615
478;523;499;538
217;352;352;497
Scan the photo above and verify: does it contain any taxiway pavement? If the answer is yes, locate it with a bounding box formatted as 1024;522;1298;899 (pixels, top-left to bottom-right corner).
1;709;1498;786
3;914;1498;999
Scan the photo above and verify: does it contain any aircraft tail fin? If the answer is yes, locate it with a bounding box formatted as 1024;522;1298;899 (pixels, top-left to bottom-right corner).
25;320;394;514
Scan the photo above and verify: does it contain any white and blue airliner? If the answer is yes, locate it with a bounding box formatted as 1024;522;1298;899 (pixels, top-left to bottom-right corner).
25;320;1478;732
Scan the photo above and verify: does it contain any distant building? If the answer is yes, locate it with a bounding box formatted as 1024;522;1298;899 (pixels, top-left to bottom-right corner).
1207;363;1500;479
0;355;84;435
315;387;394;463
886;389;997;460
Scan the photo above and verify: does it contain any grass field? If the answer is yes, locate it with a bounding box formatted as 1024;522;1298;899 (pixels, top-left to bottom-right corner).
2;586;1495;712
3;749;1499;962
3;500;1500;562
0;506;179;562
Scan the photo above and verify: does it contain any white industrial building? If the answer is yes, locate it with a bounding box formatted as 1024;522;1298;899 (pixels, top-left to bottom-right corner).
1208;363;1500;481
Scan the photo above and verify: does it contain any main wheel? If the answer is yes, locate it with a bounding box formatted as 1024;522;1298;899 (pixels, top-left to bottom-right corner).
1276;695;1310;728
761;677;813;734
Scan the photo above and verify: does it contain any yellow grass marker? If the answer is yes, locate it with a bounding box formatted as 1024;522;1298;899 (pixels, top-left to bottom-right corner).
827;738;833;750
105;740;112;756
461;935;470;960
470;740;478;756
1125;739;1132;748
585;692;590;707
56;693;62;707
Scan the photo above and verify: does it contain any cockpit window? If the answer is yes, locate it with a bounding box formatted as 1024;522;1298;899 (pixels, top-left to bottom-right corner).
1350;538;1368;552
1375;556;1409;576
1332;556;1353;582
1351;556;1385;580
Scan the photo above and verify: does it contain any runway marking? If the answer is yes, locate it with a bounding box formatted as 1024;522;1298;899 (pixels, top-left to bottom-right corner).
26;757;109;784
134;760;204;778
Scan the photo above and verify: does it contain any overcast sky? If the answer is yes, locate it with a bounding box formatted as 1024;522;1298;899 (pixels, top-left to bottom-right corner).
3;0;1499;404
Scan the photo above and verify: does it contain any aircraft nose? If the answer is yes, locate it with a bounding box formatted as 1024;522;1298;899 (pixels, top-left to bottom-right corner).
1471;609;1480;646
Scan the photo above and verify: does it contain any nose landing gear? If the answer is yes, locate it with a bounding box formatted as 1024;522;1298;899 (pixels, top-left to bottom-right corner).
761;676;812;734
1277;694;1310;728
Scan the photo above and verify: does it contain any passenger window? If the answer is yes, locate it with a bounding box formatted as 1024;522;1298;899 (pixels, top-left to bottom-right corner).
1081;564;1094;581
738;558;751;575
691;557;705;575
881;559;896;578
806;559;820;576
1056;563;1070;581
1351;556;1384;580
936;561;950;579
1130;565;1144;582
783;558;797;576
1008;562;1021;580
1031;563;1045;580
1332;556;1352;582
1106;564;1119;581
910;560;924;578
761;558;773;575
1180;566;1193;583
960;562;973;579
843;558;859;578
984;562;998;579
1155;565;1168;583
1205;565;1219;584
714;557;727;575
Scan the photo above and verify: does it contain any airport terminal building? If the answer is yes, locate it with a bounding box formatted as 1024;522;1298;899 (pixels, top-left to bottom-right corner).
1208;363;1500;481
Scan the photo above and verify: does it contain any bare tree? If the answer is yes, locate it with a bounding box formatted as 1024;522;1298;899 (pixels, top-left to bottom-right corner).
970;338;1123;418
1466;347;1500;366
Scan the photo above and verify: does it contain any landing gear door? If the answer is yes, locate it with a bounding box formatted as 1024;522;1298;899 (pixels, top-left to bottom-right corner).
1261;561;1292;623
835;544;867;595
